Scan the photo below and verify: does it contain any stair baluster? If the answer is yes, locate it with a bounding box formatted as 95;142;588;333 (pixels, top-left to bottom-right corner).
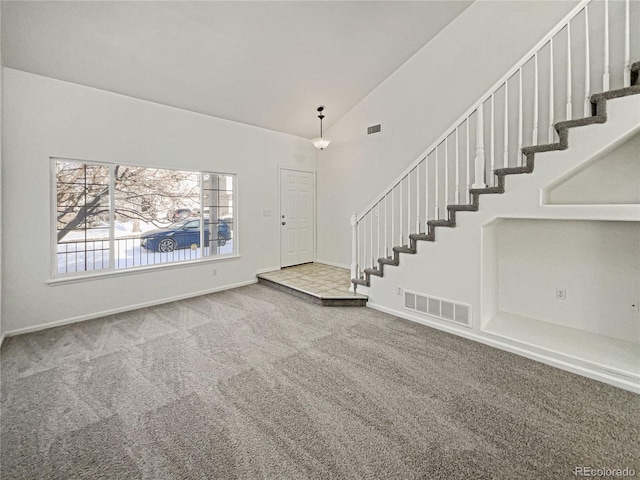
363;214;367;277
549;38;555;142
357;219;362;279
567;22;573;120
399;179;403;245
533;53;539;145
377;203;381;265
518;68;523;166
384;194;388;257
466;120;471;202
603;0;609;91
490;94;495;186
455;128;460;204
426;153;430;227
435;145;440;219
368;210;372;268
407;170;411;240
416;162;421;234
624;0;630;87
444;138;449;213
391;184;395;253
504;82;509;168
584;6;591;117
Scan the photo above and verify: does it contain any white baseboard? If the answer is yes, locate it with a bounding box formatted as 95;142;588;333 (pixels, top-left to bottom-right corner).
314;259;350;270
366;302;640;394
3;279;258;339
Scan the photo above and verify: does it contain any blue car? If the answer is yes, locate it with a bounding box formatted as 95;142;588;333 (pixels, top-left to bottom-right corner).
141;217;230;252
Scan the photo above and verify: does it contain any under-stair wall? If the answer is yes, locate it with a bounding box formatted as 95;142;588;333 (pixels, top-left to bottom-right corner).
317;0;640;391
545;132;640;204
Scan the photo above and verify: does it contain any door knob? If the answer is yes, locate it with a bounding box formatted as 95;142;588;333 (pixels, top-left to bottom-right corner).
282;221;286;225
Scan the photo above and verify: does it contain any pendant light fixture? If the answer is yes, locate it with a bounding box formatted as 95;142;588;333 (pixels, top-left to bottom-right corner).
311;106;331;150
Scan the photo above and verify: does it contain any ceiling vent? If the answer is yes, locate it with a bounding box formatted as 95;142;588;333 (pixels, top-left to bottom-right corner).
367;124;382;135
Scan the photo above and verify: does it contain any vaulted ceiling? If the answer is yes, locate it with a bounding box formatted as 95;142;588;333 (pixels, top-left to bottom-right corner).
2;1;472;138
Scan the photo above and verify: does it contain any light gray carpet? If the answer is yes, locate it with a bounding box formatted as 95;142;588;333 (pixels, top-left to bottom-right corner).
1;284;638;479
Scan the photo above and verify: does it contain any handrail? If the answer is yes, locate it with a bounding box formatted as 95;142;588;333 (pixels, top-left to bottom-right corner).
356;0;590;222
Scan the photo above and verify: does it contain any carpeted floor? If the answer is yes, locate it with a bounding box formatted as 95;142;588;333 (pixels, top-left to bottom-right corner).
1;284;638;479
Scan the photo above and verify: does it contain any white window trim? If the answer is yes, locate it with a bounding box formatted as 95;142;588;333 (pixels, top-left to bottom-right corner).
50;157;238;282
46;254;241;286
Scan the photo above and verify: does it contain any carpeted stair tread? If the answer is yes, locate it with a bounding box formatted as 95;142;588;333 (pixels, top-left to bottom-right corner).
631;61;640;85
409;233;435;241
427;219;454;228
554;116;604;132
364;268;383;277
447;204;478;212
521;143;564;155
379;257;399;265
494;166;533;176
592;84;640;103
352;278;369;286
353;66;640;292
470;186;505;195
393;246;416;254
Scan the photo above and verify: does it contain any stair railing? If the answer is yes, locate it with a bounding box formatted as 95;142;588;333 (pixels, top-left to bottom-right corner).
351;0;634;284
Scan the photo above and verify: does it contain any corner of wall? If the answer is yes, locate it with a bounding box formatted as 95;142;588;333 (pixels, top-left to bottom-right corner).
1;1;5;344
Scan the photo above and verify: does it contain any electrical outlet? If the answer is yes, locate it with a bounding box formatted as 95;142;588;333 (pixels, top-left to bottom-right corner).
556;288;566;300
397;286;403;296
213;268;217;276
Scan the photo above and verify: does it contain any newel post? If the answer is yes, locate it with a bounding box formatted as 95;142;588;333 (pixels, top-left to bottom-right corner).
350;212;358;281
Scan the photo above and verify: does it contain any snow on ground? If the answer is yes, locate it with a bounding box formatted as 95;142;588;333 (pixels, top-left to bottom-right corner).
61;219;164;242
57;220;233;274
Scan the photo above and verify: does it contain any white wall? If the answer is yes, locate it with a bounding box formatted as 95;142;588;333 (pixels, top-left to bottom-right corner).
548;133;640;205
0;2;3;340
1;68;316;334
316;0;581;266
497;219;640;342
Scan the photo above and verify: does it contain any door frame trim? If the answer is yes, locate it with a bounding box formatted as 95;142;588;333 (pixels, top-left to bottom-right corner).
278;167;317;269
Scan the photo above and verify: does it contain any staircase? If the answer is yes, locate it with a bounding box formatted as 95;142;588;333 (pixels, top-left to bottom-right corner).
351;0;639;292
354;68;640;290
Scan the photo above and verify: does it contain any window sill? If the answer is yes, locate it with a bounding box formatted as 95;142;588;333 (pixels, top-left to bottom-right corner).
47;254;241;286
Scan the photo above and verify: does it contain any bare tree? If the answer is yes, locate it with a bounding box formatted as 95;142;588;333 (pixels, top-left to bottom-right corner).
56;162;200;242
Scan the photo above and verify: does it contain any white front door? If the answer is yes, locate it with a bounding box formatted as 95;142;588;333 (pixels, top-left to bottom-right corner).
280;169;315;267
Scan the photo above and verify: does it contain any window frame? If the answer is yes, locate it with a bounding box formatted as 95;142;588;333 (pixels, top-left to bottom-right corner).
49;156;239;283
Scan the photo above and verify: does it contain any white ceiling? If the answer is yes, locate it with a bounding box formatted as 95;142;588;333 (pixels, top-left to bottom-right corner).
2;1;472;138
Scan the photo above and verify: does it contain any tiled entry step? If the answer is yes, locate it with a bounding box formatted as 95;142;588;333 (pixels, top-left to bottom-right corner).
257;263;368;307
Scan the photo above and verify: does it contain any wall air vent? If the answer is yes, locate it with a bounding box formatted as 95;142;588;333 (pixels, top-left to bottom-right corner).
367;124;382;135
405;292;416;309
404;290;472;328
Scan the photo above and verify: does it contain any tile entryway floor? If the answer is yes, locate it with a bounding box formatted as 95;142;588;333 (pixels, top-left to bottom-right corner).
257;263;367;306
